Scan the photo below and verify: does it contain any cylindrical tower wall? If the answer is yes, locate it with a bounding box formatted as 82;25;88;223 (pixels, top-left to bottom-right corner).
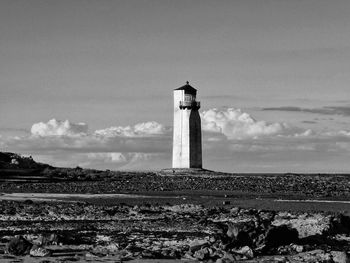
172;85;202;169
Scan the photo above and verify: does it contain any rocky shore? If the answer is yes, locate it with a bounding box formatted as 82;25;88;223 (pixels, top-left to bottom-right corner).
0;200;349;262
1;172;350;200
1;152;350;200
1;152;350;262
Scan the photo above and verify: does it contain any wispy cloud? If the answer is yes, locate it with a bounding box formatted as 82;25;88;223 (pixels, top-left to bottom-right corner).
263;106;350;116
94;121;168;137
31;119;88;136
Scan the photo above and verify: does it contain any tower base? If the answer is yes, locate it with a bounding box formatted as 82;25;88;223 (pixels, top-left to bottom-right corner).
158;168;219;177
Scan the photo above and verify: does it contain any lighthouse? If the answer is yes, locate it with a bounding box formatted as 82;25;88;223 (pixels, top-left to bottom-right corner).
172;82;202;169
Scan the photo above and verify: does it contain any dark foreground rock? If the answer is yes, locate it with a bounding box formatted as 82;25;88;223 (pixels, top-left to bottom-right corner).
0;201;349;262
5;235;32;256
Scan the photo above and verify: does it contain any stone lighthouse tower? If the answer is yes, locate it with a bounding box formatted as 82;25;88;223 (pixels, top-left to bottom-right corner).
172;82;202;168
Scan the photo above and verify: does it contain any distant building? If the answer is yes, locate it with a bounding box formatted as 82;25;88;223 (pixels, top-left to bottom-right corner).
172;82;202;168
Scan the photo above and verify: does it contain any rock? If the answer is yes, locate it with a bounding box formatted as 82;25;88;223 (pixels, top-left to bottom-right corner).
230;207;240;215
272;256;288;262
221;251;237;262
289;249;332;262
331;215;350;234
5;236;33;256
29;245;51;257
209;236;216;244
272;213;332;238
233;246;254;259
183;251;197;260
193;247;210;260
259;210;275;223
37;233;58;246
330;251;349;263
85;252;98;258
265;225;298;248
226;221;255;246
291;243;303;253
106;243;119;252
189;239;208;252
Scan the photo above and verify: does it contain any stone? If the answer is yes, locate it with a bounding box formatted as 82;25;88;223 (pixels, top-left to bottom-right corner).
106;242;119;252
37;233;58;246
259;210;275;222
216;258;235;263
291;243;304;253
226;221;256;247
221;251;237;261
6;236;33;256
29;245;51;257
85;252;98;258
189;239;208;252
290;249;332;262
209;236;216;244
193;247;210;260
330;251;349;263
331;215;350;235
230;207;240;215
233;246;254;259
272;213;332;238
273;256;288;262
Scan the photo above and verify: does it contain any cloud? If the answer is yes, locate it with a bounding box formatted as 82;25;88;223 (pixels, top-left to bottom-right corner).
4;112;350;172
86;152;127;163
94;121;167;137
31;119;88;136
263;106;350;116
201;108;295;139
85;152;165;167
2;119;172;169
302;120;317;124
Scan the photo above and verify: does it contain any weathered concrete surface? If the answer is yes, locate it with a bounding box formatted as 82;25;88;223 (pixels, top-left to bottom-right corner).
172;88;202;169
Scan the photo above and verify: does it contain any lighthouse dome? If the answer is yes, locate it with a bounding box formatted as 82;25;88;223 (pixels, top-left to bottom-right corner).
174;81;197;95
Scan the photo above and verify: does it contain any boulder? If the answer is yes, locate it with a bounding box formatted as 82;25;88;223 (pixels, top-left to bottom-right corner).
259;210;275;227
331;215;350;235
265;225;298;248
272;213;331;238
6;236;33;256
226;221;255;246
330;251;349;263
